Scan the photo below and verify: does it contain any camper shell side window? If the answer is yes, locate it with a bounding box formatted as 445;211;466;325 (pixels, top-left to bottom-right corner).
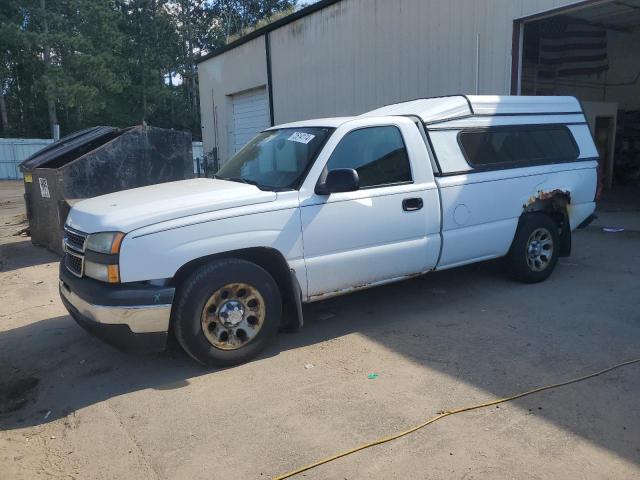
457;124;580;170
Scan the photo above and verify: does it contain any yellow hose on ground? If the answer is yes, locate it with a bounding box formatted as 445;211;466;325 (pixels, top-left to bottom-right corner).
273;357;640;480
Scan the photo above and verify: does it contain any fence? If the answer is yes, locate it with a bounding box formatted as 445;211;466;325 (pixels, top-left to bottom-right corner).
0;138;54;180
0;138;206;180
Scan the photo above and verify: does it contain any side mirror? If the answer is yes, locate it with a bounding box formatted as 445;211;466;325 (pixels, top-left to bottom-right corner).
315;168;360;195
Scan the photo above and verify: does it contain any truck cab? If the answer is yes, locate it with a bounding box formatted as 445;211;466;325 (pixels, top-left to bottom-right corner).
60;95;598;366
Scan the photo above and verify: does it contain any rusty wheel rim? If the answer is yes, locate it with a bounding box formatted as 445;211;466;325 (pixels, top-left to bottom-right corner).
526;227;554;272
201;282;266;350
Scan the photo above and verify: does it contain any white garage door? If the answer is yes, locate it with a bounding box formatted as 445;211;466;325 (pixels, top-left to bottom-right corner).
230;87;270;155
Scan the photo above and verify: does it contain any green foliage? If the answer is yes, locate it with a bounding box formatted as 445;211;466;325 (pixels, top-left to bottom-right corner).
0;0;296;140
210;0;297;42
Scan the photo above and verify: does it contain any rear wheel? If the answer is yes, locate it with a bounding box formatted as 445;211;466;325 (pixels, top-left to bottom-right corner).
173;258;281;367
506;214;559;283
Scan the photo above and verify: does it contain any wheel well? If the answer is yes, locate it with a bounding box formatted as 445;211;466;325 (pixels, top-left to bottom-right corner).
171;248;302;329
521;190;571;256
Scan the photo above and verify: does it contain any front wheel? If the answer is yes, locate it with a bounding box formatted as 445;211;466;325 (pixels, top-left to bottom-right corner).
506;214;560;283
173;258;282;367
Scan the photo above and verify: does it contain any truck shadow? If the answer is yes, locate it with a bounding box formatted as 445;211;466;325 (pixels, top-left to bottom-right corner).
279;236;640;466
1;230;639;467
0;314;205;429
0;240;58;272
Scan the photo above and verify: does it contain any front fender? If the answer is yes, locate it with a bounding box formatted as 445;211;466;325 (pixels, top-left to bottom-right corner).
118;207;305;290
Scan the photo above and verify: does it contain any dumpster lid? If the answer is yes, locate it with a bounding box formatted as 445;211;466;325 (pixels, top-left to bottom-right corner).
20;126;120;170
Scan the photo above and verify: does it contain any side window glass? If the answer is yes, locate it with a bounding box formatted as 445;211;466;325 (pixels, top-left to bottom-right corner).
326;126;412;188
459;125;579;167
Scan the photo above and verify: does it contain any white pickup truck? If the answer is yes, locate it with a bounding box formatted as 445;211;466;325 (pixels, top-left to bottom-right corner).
60;95;598;366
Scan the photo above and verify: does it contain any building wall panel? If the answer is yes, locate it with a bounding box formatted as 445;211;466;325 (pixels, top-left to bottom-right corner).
199;0;587;162
198;35;268;161
269;0;580;126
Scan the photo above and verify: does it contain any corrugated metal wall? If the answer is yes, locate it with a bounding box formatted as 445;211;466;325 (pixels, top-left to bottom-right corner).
1;139;206;180
198;35;269;170
0;138;54;180
269;0;581;123
199;0;585;163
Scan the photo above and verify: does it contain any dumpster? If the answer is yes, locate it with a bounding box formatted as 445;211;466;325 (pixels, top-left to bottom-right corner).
21;125;193;255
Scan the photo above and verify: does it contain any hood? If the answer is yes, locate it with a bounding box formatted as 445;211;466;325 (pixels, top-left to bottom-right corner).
66;178;277;233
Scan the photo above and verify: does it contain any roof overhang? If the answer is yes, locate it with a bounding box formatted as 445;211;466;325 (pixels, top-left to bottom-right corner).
196;0;344;64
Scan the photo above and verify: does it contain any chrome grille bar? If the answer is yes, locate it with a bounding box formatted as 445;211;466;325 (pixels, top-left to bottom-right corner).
63;225;87;253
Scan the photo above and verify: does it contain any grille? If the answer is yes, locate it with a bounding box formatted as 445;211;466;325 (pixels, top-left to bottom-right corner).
64;227;87;252
65;252;84;277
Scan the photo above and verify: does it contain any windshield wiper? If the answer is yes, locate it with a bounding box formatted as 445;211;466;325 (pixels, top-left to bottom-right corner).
217;176;269;190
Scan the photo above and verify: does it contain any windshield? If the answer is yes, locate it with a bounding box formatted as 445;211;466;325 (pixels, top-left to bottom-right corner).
216;127;333;190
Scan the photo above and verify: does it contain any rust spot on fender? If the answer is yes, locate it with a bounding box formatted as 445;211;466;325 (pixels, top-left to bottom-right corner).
524;189;571;212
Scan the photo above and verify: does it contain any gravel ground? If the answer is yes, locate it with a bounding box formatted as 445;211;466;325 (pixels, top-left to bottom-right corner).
1;179;639;479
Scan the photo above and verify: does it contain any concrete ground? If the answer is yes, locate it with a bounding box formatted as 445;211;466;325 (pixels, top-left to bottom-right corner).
1;179;639;480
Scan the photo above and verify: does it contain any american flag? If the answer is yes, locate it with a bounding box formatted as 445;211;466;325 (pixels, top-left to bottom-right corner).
537;19;609;79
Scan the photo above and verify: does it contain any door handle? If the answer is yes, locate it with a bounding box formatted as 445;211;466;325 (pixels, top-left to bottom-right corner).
402;197;423;211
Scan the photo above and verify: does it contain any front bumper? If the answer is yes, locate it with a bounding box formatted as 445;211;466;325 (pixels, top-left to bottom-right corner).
59;265;175;353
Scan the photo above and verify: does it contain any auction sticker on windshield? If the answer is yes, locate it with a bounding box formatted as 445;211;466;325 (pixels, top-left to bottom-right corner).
288;132;315;144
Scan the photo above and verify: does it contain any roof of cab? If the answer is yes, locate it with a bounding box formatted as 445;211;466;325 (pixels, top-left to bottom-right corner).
268;117;355;130
361;95;583;124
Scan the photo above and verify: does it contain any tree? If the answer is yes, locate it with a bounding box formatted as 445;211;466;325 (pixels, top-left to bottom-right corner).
1;0;134;136
40;0;58;136
209;0;295;43
0;0;298;140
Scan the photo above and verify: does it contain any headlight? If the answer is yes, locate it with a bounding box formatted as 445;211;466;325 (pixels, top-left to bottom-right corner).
86;232;124;254
84;260;120;283
83;231;124;283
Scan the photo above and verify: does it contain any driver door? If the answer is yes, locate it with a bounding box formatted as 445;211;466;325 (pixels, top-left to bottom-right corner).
299;118;436;299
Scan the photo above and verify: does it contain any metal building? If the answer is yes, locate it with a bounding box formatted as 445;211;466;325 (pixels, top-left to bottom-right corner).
197;0;640;189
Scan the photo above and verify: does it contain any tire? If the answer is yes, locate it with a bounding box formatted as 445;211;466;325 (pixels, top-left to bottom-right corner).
506;213;560;283
173;258;282;367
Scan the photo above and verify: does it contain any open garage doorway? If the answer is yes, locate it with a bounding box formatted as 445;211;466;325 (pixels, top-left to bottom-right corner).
513;0;640;203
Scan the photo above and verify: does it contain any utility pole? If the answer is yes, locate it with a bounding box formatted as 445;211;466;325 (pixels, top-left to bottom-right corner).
41;0;59;138
0;91;9;134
